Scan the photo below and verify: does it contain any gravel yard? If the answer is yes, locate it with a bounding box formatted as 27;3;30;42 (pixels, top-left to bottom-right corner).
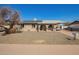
0;31;79;44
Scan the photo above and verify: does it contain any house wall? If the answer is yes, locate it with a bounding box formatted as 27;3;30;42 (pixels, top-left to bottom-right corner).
22;23;64;32
68;24;79;31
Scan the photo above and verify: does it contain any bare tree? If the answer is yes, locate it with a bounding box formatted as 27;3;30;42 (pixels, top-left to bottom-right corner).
0;7;21;35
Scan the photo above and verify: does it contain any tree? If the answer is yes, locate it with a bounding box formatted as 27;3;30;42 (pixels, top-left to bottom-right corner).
0;7;21;35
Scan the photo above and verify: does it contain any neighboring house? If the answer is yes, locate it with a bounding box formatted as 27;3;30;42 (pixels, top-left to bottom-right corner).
68;21;79;31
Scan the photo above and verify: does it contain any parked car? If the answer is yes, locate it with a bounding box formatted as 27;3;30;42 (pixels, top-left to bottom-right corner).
67;26;79;31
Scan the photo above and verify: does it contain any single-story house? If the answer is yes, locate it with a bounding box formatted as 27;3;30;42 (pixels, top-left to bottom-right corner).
23;20;64;31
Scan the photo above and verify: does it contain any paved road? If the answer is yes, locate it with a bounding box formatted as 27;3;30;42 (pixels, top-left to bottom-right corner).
0;44;79;55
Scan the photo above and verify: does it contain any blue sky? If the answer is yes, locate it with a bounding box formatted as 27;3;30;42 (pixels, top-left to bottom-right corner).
0;4;79;22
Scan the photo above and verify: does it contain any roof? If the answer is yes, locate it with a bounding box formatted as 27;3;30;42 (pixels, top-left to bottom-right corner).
23;20;64;24
23;20;42;23
70;21;79;25
42;20;64;24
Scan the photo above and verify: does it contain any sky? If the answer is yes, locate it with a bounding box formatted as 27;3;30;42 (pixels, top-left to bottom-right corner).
0;4;79;22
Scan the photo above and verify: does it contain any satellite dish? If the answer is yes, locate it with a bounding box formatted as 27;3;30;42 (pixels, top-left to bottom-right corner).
33;18;37;21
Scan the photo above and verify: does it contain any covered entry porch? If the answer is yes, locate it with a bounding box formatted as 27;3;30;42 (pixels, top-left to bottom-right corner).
23;23;63;32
